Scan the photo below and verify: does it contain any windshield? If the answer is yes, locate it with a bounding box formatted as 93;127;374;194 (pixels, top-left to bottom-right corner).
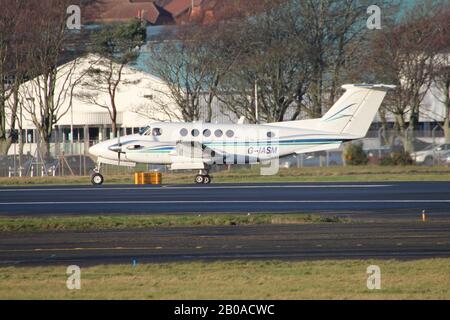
139;126;151;136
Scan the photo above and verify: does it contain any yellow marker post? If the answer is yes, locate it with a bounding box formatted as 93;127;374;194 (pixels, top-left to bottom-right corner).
134;172;144;185
134;172;162;185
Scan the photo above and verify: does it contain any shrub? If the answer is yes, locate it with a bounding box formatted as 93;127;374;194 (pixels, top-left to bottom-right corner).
380;151;413;166
344;143;368;165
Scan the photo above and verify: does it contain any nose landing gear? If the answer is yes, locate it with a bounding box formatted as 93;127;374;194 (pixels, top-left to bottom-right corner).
91;162;104;185
91;172;104;185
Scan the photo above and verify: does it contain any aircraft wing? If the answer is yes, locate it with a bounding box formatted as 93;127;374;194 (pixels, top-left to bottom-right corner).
171;141;263;168
169;141;223;170
97;156;136;167
173;141;223;161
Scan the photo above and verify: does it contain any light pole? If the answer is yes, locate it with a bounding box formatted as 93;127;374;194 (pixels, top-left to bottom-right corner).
18;100;23;177
70;99;74;155
26;97;35;175
255;79;259;124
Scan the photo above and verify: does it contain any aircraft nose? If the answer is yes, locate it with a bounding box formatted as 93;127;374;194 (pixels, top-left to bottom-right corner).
89;144;102;157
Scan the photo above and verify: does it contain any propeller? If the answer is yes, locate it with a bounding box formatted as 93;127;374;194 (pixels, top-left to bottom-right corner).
108;127;124;166
117;131;122;166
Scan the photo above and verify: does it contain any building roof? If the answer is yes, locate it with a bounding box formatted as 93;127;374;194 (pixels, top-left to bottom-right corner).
84;0;272;26
164;0;202;18
85;0;163;25
11;54;181;129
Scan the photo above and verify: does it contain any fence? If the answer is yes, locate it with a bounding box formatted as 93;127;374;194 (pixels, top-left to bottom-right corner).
0;129;448;177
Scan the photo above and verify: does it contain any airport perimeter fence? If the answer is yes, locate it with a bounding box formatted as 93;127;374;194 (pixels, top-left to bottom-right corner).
0;129;449;177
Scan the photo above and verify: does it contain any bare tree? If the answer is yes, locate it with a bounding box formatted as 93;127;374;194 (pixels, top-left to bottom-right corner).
430;9;450;142
217;0;385;123
0;0;28;155
218;1;314;123
368;1;448;152
16;0;87;160
146;28;211;122
434;62;450;142
78;19;146;137
145;0;287;124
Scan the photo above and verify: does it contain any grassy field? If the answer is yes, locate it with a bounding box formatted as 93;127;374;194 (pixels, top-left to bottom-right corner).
0;214;345;232
1;165;450;186
0;259;449;299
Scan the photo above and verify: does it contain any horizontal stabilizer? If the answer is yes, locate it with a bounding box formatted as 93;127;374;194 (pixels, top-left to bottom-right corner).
294;143;342;155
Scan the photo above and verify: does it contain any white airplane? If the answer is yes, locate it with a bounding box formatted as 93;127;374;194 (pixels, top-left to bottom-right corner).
89;84;395;185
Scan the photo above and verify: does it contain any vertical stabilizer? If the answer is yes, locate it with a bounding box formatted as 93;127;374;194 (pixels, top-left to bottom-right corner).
320;84;394;137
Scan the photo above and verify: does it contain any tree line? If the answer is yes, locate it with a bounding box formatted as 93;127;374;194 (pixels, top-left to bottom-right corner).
147;0;449;151
0;0;146;159
0;0;449;160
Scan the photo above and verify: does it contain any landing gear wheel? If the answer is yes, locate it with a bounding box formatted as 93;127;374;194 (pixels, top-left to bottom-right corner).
203;175;211;184
195;175;205;184
424;156;434;166
91;173;104;186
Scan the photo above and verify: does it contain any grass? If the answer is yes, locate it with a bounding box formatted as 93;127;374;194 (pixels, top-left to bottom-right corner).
0;214;345;232
1;165;450;186
0;259;449;299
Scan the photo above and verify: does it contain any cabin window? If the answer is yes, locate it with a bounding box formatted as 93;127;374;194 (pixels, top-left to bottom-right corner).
152;128;162;136
192;129;200;137
214;129;223;137
267;131;275;138
203;129;211;137
180;128;188;137
226;130;234;138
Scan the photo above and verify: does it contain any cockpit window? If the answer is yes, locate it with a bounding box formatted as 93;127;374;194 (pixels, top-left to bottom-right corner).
139;126;151;135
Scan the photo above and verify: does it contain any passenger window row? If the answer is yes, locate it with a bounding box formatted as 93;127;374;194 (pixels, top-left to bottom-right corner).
179;128;276;138
180;128;234;138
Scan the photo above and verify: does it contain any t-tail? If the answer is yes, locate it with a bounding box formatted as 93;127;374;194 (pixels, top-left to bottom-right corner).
275;84;396;138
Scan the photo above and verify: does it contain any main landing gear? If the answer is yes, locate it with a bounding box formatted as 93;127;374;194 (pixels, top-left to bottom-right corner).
195;170;212;184
91;163;104;186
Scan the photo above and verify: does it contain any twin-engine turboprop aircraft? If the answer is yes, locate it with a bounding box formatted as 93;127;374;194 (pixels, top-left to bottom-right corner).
88;84;395;185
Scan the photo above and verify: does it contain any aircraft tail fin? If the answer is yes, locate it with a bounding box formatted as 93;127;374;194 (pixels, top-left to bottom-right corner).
271;84;395;138
319;84;395;137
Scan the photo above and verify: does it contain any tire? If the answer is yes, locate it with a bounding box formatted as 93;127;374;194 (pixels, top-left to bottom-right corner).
203;175;211;184
195;175;204;184
424;156;434;166
91;173;104;185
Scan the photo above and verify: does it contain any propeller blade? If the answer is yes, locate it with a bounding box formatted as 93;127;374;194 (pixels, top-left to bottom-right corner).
117;128;121;166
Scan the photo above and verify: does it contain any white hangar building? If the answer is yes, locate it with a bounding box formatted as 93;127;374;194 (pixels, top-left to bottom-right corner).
7;54;181;156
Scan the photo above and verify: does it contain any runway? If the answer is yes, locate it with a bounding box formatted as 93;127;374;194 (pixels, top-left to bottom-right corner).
0;181;450;217
1;182;450;266
1;222;450;266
